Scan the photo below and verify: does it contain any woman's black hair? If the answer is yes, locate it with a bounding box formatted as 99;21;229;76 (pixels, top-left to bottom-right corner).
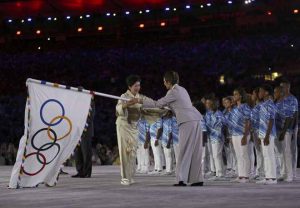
126;75;141;87
260;84;273;96
164;71;179;85
234;87;248;104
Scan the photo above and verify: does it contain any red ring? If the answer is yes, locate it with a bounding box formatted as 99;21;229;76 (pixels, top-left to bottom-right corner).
22;152;46;176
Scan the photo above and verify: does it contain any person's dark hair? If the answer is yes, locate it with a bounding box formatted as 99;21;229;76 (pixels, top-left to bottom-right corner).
274;85;283;91
234;87;248;104
253;87;260;96
280;78;291;86
260;84;273;96
164;71;179;85
223;96;232;102
206;96;219;111
126;75;141;87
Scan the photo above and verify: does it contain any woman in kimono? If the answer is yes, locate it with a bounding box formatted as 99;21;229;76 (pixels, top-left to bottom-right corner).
129;71;204;186
116;75;147;185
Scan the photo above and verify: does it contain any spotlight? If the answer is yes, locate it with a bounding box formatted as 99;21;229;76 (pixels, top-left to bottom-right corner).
173;8;177;11
200;5;204;8
294;9;299;14
185;5;191;9
66;16;71;19
106;13;111;16
228;1;233;4
207;3;212;7
36;30;41;35
27;18;32;22
47;37;51;41
80;16;83;19
16;31;21;35
8;19;12;23
125;11;130;15
54;17;57;21
47;17;52;21
38;46;41;50
21;19;25;23
98;26;103;31
139;23;145;28
86;14;91;18
139;11;143;14
77;27;83;32
165;7;170;11
267;11;272;15
146;9;150;13
160;22;166;27
113;13;116;16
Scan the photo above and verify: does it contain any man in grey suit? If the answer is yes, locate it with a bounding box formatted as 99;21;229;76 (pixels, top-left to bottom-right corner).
129;71;204;186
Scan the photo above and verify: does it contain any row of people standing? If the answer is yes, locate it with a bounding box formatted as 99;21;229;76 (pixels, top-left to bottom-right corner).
202;79;298;184
136;109;179;175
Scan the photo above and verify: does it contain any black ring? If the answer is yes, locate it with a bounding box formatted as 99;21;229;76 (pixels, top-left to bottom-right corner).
31;128;57;151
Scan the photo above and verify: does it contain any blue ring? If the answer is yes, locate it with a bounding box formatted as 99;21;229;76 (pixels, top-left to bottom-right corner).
40;99;65;126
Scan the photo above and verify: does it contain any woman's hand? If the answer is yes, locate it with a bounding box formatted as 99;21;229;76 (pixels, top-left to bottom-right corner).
122;99;139;108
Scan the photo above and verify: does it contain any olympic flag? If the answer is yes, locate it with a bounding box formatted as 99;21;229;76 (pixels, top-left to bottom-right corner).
9;80;93;188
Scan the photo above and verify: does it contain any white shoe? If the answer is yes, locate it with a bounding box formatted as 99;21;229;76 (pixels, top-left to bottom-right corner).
208;176;218;181
231;177;241;183
265;179;277;185
256;179;266;184
121;179;131;186
164;172;173;176
239;178;250;183
284;178;293;183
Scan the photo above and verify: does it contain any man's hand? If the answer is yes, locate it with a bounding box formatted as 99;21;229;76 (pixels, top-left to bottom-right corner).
264;135;270;146
241;136;247;146
144;142;149;149
279;131;285;141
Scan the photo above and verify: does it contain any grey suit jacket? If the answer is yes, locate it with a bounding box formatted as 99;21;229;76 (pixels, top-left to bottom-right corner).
142;84;202;125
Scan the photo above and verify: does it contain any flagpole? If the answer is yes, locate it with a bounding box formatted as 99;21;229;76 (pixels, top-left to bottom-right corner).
26;78;130;101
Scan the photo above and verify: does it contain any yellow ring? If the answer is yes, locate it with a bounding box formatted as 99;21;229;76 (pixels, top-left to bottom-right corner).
47;116;72;141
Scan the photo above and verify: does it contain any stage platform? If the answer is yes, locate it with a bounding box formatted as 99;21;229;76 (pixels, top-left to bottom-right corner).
0;166;300;208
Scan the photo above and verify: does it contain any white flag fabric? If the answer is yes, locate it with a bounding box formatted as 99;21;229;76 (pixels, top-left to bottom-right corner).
9;81;92;188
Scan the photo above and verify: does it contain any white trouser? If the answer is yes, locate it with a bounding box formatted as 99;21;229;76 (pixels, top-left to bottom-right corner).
173;143;179;165
276;132;293;179
292;127;298;178
137;144;142;171
248;140;255;176
211;141;224;177
163;145;173;173
261;138;277;179
232;135;250;178
150;139;163;171
253;133;264;177
207;139;216;173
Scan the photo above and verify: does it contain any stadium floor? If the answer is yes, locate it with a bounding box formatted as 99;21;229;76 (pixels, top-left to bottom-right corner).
0;166;300;208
